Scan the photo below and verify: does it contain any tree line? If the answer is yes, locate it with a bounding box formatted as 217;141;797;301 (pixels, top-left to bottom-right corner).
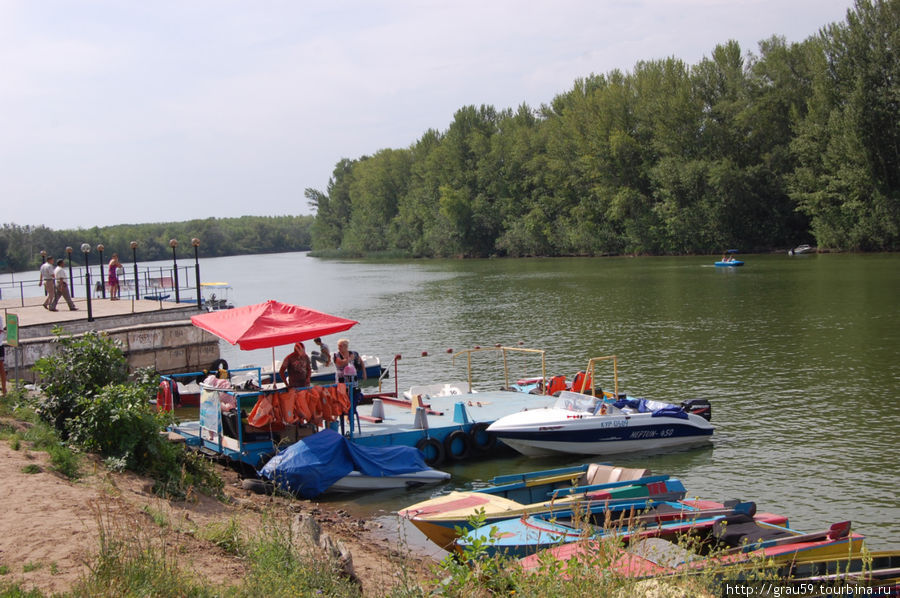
0;215;313;273
308;0;898;257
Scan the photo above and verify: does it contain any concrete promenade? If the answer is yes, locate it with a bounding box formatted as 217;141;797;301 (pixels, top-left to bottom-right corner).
1;294;220;381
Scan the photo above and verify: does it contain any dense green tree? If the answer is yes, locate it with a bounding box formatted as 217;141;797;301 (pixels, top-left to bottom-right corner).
301;3;896;257
790;0;899;250
1;215;314;273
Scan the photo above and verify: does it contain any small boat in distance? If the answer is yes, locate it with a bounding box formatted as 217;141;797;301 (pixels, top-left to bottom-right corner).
788;244;815;256
200;282;235;311
715;249;744;267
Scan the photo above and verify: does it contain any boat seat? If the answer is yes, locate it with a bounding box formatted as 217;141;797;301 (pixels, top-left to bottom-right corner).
580;464;653;486
712;514;794;548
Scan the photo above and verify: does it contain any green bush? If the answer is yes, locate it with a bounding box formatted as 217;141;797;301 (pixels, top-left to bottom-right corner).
68;383;164;470
29;328;222;499
31;328;129;434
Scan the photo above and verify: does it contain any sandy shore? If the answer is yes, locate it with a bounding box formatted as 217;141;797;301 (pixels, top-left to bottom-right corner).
0;418;437;596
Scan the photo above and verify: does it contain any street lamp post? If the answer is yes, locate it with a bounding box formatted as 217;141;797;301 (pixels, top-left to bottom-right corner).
97;244;106;299
192;238;202;309
65;247;74;297
169;239;180;303
80;243;93;322
130;242;139;300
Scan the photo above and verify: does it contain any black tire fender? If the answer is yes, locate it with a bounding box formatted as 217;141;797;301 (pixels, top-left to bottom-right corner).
468;422;496;453
241;478;274;495
416;436;445;467
443;429;472;461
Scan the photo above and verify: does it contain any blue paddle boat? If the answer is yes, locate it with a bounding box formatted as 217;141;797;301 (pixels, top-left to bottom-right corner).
715;249;744;267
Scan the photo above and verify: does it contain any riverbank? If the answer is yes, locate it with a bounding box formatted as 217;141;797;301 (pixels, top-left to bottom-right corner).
0;417;437;596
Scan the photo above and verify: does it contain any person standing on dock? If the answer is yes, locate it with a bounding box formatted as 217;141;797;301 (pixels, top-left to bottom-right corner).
108;254;123;300
333;338;365;383
49;259;77;312
39;255;56;310
279;342;311;388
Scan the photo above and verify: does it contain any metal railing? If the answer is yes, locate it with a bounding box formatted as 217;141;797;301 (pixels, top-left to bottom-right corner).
0;264;203;307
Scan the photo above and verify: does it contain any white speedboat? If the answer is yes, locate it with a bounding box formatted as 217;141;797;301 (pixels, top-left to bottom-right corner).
487;391;713;457
788;244;814;255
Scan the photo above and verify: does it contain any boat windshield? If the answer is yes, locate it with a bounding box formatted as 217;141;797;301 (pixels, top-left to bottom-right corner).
553;391;599;412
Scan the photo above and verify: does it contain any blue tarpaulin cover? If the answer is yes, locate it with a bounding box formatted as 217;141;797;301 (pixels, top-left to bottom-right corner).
259;429;430;498
612;398;688;419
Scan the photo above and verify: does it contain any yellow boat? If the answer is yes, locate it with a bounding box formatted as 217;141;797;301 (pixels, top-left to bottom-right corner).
398;464;689;549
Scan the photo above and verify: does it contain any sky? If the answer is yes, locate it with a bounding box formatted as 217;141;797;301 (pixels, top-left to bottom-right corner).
1;0;853;230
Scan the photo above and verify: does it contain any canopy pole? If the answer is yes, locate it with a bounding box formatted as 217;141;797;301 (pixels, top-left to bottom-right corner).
271;347;277;389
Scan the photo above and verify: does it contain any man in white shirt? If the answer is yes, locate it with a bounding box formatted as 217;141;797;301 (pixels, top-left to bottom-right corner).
39;256;56;310
49;259;77;311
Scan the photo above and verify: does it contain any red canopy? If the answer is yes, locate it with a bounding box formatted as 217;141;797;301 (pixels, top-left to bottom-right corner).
190;300;358;351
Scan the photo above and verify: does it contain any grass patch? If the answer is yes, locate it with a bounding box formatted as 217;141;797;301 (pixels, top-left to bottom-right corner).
141;505;170;529
20;464;41;474
198;518;245;557
0;583;45;597
72;498;212;598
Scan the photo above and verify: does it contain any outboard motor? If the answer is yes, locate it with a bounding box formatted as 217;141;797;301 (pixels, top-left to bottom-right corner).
681;398;712;421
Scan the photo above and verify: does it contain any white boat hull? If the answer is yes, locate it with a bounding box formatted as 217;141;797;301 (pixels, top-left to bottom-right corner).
327;469;451;493
499;433;713;457
487;407;713;457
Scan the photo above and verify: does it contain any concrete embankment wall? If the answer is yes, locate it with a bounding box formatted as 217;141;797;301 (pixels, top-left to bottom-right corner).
3;299;221;381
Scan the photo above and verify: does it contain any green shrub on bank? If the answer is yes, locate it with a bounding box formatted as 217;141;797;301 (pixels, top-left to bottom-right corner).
27;329;223;499
68;383;161;464
31;328;128;435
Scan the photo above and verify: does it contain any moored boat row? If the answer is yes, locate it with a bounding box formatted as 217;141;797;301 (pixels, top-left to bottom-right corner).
397;462;895;592
162;298;894;590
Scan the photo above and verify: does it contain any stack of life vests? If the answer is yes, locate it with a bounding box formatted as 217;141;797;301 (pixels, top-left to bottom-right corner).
247;384;351;430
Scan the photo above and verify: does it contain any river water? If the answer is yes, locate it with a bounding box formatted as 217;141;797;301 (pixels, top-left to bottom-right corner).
5;251;898;552
192;251;899;553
